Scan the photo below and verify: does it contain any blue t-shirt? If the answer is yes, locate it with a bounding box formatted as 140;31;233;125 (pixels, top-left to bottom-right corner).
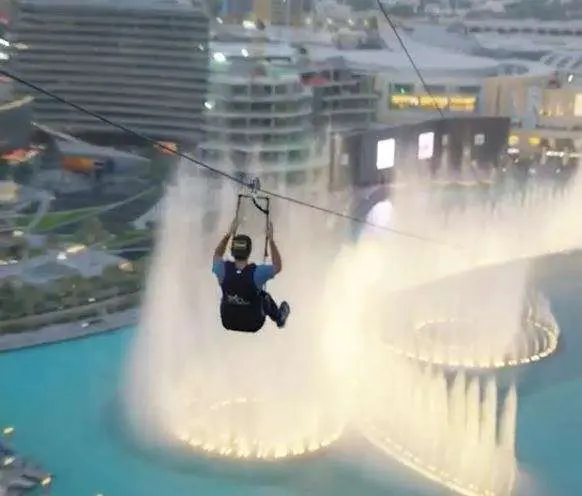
212;261;276;289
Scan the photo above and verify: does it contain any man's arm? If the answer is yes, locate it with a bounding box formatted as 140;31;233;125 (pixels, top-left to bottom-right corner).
213;217;238;264
213;232;231;264
267;222;282;274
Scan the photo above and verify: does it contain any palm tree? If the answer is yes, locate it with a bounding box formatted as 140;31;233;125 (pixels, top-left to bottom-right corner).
0;282;14;319
71;276;94;304
102;265;128;286
51;277;76;309
1;284;26;320
21;284;45;316
88;275;106;293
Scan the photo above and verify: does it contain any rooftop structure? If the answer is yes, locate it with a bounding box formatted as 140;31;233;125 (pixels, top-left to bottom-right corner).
266;25;546;77
0;247;128;285
261;26;552;126
10;0;210;145
461;20;582;37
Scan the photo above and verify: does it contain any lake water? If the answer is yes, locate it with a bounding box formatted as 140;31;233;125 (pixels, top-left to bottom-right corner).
0;261;581;496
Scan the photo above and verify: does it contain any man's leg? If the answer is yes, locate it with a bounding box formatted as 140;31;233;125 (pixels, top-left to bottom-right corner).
260;291;290;328
260;291;280;322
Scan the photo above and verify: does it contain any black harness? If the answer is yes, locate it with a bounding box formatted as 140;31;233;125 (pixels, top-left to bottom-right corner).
220;262;265;333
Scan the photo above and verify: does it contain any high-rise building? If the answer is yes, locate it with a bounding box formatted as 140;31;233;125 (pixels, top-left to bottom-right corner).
198;40;378;185
199;45;314;176
11;0;210;146
300;57;377;132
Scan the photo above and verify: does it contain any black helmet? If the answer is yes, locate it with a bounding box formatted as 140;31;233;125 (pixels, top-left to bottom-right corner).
231;234;252;261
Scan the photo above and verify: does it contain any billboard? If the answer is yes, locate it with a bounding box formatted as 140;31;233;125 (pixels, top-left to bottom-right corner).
418;131;435;160
376;138;395;170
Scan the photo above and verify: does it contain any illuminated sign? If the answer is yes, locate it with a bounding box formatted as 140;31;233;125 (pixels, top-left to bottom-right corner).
449;96;477;111
389;94;476;112
419;95;448;110
376;138;395;170
418;132;434;160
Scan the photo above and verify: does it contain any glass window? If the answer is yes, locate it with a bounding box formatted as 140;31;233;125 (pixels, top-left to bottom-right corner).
392;83;413;94
424;85;446;94
458;86;481;94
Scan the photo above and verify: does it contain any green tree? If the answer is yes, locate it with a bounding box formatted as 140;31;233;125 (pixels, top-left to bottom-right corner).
20;284;45;316
103;264;141;294
0;283;25;319
7;237;29;261
132;257;149;276
51;277;75;299
69;275;94;304
102;265;130;289
88;275;105;290
79;217;110;246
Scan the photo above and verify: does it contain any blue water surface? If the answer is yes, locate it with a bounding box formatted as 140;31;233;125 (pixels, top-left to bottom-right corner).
0;329;450;496
0;260;581;495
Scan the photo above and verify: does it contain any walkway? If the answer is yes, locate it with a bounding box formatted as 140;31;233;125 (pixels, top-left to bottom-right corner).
0;307;139;352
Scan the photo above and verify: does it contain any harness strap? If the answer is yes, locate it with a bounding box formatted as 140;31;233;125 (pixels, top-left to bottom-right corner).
235;193;270;263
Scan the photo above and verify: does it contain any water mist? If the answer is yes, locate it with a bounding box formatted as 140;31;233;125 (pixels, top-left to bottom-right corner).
126;160;347;459
124;150;571;495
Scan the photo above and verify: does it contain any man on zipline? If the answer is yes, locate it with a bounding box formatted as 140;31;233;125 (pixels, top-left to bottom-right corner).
212;217;290;333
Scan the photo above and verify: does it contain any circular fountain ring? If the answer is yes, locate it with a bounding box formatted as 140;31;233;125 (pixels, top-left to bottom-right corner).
174;397;344;461
383;313;560;369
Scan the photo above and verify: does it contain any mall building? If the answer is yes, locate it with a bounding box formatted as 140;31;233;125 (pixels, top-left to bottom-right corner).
201;21;582;183
280;21;582;164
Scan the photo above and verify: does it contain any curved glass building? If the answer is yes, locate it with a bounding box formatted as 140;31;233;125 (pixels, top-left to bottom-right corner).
199;44;314;174
11;0;209;145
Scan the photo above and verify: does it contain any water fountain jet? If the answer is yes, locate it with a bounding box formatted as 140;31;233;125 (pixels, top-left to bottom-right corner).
126;154;348;461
